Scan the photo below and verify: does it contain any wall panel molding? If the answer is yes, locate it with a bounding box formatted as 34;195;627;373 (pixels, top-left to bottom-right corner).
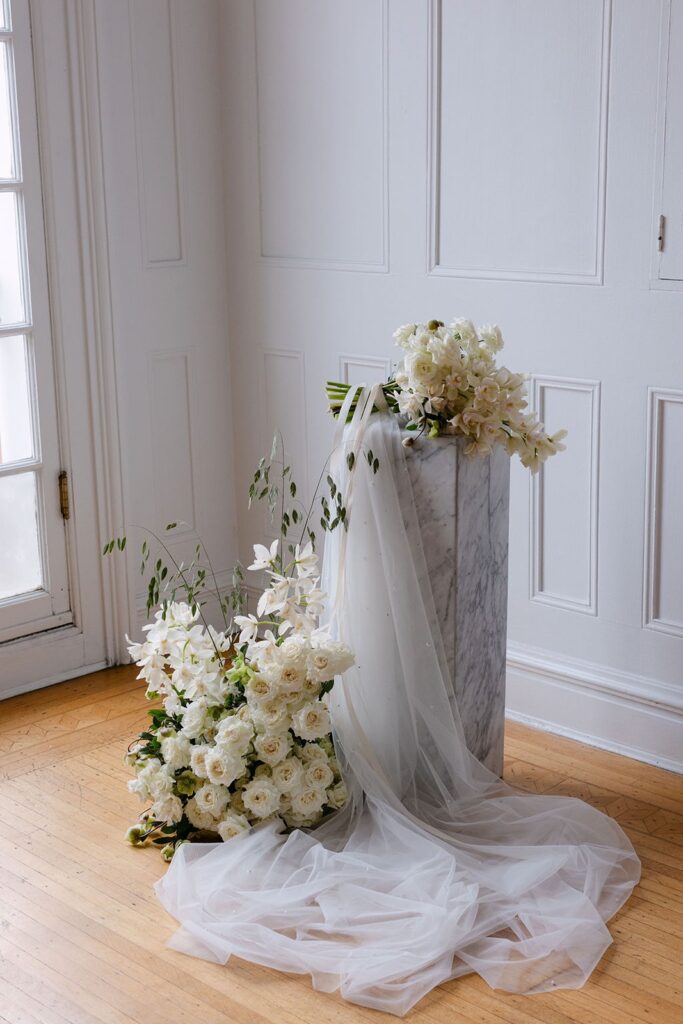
339;353;391;386
427;0;611;284
148;351;198;536
262;348;309;502
529;376;600;615
507;641;683;774
129;0;186;267
254;0;388;272
643;387;683;637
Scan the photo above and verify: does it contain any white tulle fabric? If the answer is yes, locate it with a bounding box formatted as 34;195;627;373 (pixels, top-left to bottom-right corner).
156;388;640;1016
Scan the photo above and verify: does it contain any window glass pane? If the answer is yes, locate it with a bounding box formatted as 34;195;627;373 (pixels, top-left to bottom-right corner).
0;40;15;179
0;334;32;463
0;190;25;325
0;470;43;599
0;2;9;34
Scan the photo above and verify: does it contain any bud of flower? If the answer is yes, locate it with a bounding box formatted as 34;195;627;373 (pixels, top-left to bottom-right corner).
402;436;414;448
125;825;145;846
161;844;175;862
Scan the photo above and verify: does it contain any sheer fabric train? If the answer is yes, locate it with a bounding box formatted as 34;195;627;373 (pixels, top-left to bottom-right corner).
156;388;640;1016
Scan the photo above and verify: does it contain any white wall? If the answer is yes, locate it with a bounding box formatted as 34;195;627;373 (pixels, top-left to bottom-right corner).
90;0;239;647
219;0;683;771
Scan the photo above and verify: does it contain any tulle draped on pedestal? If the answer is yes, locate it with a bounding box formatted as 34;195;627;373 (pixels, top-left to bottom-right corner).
156;392;640;1016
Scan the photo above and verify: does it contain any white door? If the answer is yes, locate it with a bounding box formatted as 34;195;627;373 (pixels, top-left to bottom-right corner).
0;0;70;642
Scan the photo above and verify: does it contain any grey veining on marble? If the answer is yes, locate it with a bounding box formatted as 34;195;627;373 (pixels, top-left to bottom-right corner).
402;435;510;776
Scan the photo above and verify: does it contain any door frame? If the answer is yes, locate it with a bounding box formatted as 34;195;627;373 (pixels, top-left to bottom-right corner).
0;0;133;697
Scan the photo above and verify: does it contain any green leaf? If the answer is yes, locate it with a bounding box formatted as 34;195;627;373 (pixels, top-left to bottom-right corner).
165;522;177;531
346;452;355;471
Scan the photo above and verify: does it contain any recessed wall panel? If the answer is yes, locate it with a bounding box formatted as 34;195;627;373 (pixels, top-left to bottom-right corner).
255;0;386;269
432;0;609;282
645;389;683;636
531;378;600;613
129;0;184;265
149;352;196;531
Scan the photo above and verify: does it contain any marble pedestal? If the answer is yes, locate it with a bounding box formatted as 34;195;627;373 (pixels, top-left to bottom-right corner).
402;435;510;776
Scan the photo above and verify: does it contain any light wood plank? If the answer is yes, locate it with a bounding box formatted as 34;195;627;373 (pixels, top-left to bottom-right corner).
0;666;680;1024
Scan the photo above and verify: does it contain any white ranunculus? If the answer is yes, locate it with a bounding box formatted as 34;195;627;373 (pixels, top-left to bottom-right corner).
291;701;331;742
290;785;326;817
205;749;244;788
393;322;417;346
160;734;192;772
151;794;183;825
305;761;334;791
254;732;291;767
217;812;251;841
194;782;229;818
242;777;281;819
271;756;304;794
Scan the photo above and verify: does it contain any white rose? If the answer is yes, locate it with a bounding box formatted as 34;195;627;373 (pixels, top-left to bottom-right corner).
217;812;251;841
160;734;192;772
179;699;210;740
397;390;424;421
306;639;354;683
326;780;348;810
190;743;211;779
215;716;254;756
184;796;217;830
279;635;309;667
151;794;183;825
405;349;438;388
251;696;289;733
242;777;281;819
194;783;229;818
245;674;277;704
254;732;291;767
271;757;304;794
205;749;244;788
290;786;326;817
450;318;478;345
291;701;331;742
304;762;334;790
297;742;328;764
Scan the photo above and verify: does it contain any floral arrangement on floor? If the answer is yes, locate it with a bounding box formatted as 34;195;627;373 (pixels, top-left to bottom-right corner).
326;318;567;472
108;441;356;860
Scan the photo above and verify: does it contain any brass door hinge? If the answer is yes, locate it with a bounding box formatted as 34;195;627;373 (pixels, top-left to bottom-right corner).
658;214;666;253
58;470;70;520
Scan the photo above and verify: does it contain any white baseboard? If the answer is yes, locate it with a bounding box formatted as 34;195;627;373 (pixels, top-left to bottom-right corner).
506;642;683;774
1;658;109;701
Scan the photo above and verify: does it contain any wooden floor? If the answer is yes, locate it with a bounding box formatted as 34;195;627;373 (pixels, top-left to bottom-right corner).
0;667;681;1024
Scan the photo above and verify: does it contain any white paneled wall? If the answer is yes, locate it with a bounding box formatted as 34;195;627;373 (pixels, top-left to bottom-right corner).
219;0;683;770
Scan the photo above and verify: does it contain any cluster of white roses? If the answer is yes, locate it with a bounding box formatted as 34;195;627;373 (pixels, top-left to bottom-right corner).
125;539;354;858
393;319;567;472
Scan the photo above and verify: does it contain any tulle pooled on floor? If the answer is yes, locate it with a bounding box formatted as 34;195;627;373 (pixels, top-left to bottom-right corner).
156;394;639;1016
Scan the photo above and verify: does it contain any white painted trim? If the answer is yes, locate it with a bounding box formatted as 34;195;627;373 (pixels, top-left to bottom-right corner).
254;0;389;274
427;0;611;285
61;0;132;660
338;353;392;386
643;386;683;638
1;658;109;700
505;708;683;776
649;0;680;289
506;641;683;773
528;376;601;615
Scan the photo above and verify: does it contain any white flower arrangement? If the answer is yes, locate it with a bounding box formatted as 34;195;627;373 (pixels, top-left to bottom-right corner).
125;538;353;859
327;317;567;472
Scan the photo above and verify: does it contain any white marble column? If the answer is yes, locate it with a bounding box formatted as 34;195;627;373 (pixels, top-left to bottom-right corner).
402;436;510;776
